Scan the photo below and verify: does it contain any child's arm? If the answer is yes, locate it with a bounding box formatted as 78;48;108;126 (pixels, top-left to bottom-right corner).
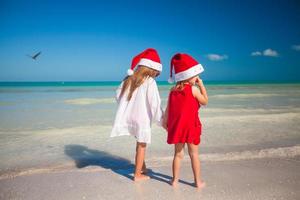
192;77;208;105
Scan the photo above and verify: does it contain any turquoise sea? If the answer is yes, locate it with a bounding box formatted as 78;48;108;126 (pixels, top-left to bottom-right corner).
0;81;300;176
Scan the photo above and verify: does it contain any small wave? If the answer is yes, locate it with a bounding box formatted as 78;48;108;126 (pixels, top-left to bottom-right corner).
64;98;115;105
210;93;284;98
203;107;300;113
153;145;300;162
203;112;300;123
202;145;300;161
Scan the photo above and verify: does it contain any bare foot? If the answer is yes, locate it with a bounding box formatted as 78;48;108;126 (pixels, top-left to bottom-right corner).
195;181;206;189
170;178;178;187
134;174;150;181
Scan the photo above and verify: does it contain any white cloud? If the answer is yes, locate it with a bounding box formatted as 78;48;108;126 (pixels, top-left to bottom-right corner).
263;48;278;57
206;54;228;61
251;48;279;57
291;45;300;51
251;51;262;56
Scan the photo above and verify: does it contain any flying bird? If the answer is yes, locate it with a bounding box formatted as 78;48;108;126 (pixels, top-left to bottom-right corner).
27;51;42;60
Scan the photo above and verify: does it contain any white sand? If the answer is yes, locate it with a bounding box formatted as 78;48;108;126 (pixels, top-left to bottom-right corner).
0;157;299;200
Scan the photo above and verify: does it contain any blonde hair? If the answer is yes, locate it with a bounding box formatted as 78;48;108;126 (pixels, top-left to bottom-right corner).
120;66;159;101
172;79;190;91
172;75;197;91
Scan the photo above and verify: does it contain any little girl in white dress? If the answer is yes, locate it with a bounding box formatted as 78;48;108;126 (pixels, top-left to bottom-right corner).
111;48;163;181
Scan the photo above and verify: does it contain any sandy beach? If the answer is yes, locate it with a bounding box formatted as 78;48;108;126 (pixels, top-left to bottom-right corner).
1;156;299;200
0;83;300;199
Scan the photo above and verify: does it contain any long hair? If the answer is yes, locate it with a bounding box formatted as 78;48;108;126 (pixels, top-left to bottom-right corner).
120;66;159;101
173;80;189;91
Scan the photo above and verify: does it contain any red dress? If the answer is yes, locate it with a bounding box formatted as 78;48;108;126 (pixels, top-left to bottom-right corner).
167;83;202;145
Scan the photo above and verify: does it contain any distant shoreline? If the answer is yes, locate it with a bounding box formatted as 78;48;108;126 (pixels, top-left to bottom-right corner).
0;80;300;87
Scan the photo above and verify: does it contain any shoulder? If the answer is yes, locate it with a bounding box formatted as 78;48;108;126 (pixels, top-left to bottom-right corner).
191;85;200;97
147;76;155;83
146;77;158;87
170;85;180;92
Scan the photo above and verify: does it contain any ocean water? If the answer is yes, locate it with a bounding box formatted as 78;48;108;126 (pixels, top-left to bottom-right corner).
0;81;300;175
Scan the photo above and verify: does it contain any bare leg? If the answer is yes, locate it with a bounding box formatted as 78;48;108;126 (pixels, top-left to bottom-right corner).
134;142;150;181
187;143;205;188
141;161;148;174
135;143;147;174
171;143;185;187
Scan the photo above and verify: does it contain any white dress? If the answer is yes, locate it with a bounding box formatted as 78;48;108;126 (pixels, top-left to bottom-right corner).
110;77;163;144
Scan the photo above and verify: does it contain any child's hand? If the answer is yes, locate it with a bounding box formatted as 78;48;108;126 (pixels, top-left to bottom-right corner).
162;105;169;131
193;76;208;105
162;118;168;130
195;77;203;86
162;122;167;130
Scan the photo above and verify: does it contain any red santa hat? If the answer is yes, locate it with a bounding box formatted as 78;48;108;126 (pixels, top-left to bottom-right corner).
168;53;204;83
127;48;162;75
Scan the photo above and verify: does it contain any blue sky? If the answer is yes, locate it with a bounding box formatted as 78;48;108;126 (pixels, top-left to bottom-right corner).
0;0;300;81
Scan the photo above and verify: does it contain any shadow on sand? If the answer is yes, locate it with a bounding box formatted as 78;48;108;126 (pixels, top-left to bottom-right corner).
64;144;194;186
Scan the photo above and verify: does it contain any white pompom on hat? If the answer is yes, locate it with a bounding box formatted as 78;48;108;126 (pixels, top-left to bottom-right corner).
169;53;204;83
127;48;162;76
127;69;134;76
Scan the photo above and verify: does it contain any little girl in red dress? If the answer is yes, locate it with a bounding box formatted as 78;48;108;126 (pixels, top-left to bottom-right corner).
163;53;208;188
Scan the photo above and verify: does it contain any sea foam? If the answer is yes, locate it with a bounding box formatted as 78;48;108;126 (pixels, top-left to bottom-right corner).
151;145;300;163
